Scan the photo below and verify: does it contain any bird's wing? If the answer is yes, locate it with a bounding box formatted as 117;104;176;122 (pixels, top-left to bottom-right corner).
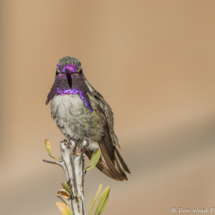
84;78;120;148
83;77;130;181
85;105;130;181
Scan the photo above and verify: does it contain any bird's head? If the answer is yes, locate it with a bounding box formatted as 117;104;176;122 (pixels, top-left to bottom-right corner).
56;56;82;78
46;56;86;105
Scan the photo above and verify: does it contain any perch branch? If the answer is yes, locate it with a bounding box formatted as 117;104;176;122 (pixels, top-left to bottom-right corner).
43;139;87;215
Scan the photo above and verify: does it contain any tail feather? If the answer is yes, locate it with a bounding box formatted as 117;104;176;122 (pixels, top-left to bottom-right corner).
85;150;121;181
115;147;131;174
99;142;126;181
85;146;130;181
114;151;128;180
85;124;130;181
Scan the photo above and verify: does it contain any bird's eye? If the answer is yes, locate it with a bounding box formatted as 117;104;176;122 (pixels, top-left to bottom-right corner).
56;70;60;76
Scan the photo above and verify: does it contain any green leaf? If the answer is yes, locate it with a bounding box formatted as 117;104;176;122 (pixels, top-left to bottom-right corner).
89;184;102;215
44;139;59;160
94;186;110;215
61;182;74;197
56;202;73;215
86;149;100;171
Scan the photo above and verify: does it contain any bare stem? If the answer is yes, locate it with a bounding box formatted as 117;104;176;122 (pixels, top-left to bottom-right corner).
43;139;87;215
43;159;58;165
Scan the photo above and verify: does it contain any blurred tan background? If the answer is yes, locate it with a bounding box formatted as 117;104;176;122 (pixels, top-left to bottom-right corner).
1;0;215;214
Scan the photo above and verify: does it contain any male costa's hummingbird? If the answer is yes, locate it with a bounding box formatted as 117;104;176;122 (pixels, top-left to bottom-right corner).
46;56;130;181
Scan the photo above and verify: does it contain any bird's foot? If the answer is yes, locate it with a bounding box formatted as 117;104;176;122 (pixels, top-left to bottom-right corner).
68;138;79;156
69;137;76;143
80;140;89;154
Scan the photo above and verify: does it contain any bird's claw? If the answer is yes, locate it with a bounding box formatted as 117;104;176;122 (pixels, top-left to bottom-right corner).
80;140;89;154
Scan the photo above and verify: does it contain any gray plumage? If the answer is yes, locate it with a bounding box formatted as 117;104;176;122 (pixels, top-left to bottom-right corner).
46;56;130;181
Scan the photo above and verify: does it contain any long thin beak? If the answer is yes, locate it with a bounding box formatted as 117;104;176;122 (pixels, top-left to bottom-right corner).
65;70;72;88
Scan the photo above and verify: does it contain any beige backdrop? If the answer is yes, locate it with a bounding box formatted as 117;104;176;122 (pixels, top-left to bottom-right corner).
1;1;215;215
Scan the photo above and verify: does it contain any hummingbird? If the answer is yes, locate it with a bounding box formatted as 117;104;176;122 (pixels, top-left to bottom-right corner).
46;56;130;181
